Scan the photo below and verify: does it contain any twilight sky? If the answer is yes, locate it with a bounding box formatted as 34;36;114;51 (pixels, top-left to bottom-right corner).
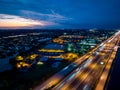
0;0;120;29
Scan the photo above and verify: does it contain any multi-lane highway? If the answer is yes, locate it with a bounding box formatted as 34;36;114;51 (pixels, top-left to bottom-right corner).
34;31;120;90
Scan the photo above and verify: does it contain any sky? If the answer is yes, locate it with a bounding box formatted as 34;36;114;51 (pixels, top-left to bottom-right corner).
0;0;120;29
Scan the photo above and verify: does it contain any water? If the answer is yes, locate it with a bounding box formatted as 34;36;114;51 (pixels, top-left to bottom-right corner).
0;53;18;72
106;47;120;90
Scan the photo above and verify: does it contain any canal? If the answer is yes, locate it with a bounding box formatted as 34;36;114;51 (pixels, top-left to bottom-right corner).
105;46;120;90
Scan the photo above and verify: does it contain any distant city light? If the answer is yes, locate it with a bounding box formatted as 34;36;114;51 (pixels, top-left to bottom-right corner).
37;61;44;65
16;56;24;61
39;49;64;53
100;61;104;65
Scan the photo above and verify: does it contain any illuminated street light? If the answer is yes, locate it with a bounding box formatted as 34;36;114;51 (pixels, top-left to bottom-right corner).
100;61;104;65
37;61;44;65
16;56;23;61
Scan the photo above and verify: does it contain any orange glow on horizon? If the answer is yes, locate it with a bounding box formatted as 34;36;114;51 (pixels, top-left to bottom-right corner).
0;22;34;27
0;14;45;28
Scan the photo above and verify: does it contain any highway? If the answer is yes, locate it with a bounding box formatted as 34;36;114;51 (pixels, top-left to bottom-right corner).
34;31;120;90
95;34;120;90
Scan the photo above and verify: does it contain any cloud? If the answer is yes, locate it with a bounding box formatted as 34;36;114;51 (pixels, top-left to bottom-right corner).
0;14;57;28
21;10;72;22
